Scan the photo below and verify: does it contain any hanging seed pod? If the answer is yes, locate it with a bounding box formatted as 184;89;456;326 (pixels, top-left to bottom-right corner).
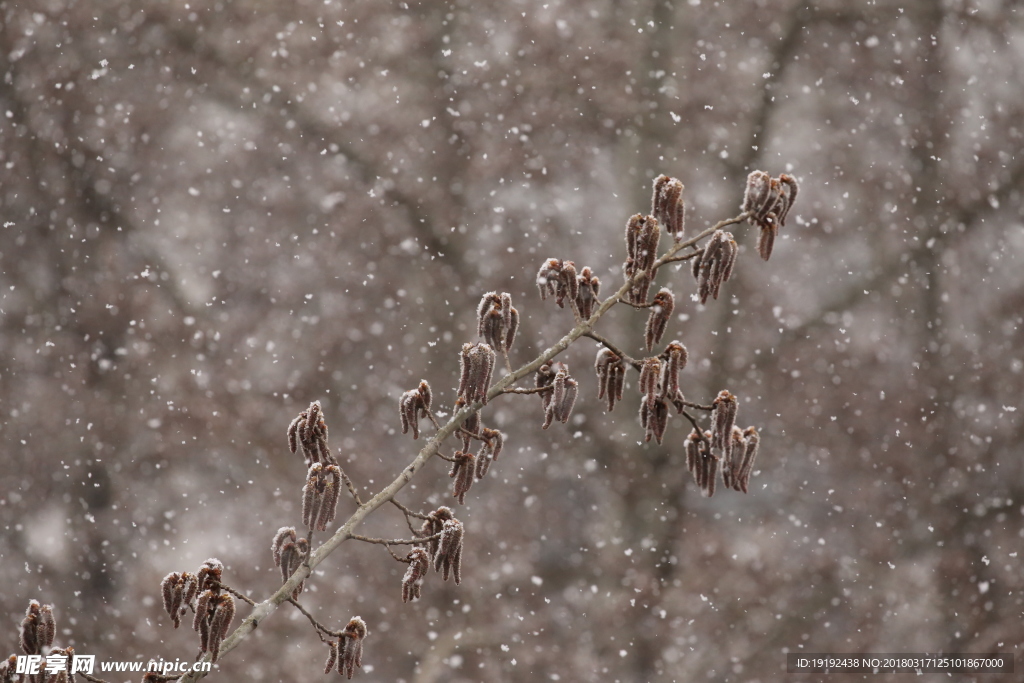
645;288;675;351
652;174;686;240
450;451;476;504
639;397;670;444
399;380;432;440
402;547;431;603
477;292;520;353
658;341;688;402
458;342;496;405
638;357;663;408
594;348;626;412
711;390;738;460
287;401;335;466
434;517;465;584
338;617;368;680
324;640;339;675
624;214;661;304
695;230;738;304
736;426;761;493
550;366;578;425
575;267;602;319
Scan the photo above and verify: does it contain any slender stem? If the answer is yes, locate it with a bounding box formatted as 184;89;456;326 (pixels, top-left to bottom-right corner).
583;331;641;370
213;582;257;607
350;532;441;546
391;498;430;520
500;386;550;395
287;598;342;639
179;211;749;682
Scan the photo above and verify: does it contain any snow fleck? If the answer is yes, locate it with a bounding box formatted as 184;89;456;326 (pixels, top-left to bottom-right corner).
531;575;543;586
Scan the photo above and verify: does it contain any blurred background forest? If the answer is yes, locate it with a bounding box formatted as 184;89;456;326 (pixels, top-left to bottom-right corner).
2;0;1023;680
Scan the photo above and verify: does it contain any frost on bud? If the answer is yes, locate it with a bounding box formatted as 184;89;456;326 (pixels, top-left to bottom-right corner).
434;517;465;584
402;547;430;603
477;292;520;353
458;342;496;405
685;429;719;496
194;590;235;663
711;390;738;461
271;527;309;598
20;600;56;655
638;357;663;408
743;170;799;260
575;267;601;319
624;214;661;304
594;348;626;412
399;380;432;439
160;572;198;628
639;397;670;444
196;558;224;594
338;617;368;679
658;341;688;404
735;426;761;493
287;400;335;466
652;175;686;240
450;451;476;504
694;230;738;304
536;258;579;309
645;288;675;351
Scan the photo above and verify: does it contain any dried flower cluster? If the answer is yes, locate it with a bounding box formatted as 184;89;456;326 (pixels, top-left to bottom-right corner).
743;170;799;260
193;588;235;663
645;287;675;350
474;427;504;479
417;507;465;585
160;558;234;663
594;348;626;412
399;380;432;440
536;361;578;428
458;342;496;405
692;229;738;304
326;617;368;679
449;451;476;504
272;526;309;598
401;547;430;603
685;430;718;497
536;258;579;308
288;400;336;466
624;213;661;304
682;392;761;496
636;341;689;444
477;292;520;353
722;426;761;494
20;600;55;656
302;462;342;531
652;174;686;240
160;572;198;628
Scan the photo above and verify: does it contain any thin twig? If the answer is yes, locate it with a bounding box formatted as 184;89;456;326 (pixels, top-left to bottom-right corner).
681;400;713;412
583;331;641;370
213;582;257;607
500;386;551;395
350;532;442;546
286;598;342;640
391;498;430;520
338;469;363;506
661;248;703;265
